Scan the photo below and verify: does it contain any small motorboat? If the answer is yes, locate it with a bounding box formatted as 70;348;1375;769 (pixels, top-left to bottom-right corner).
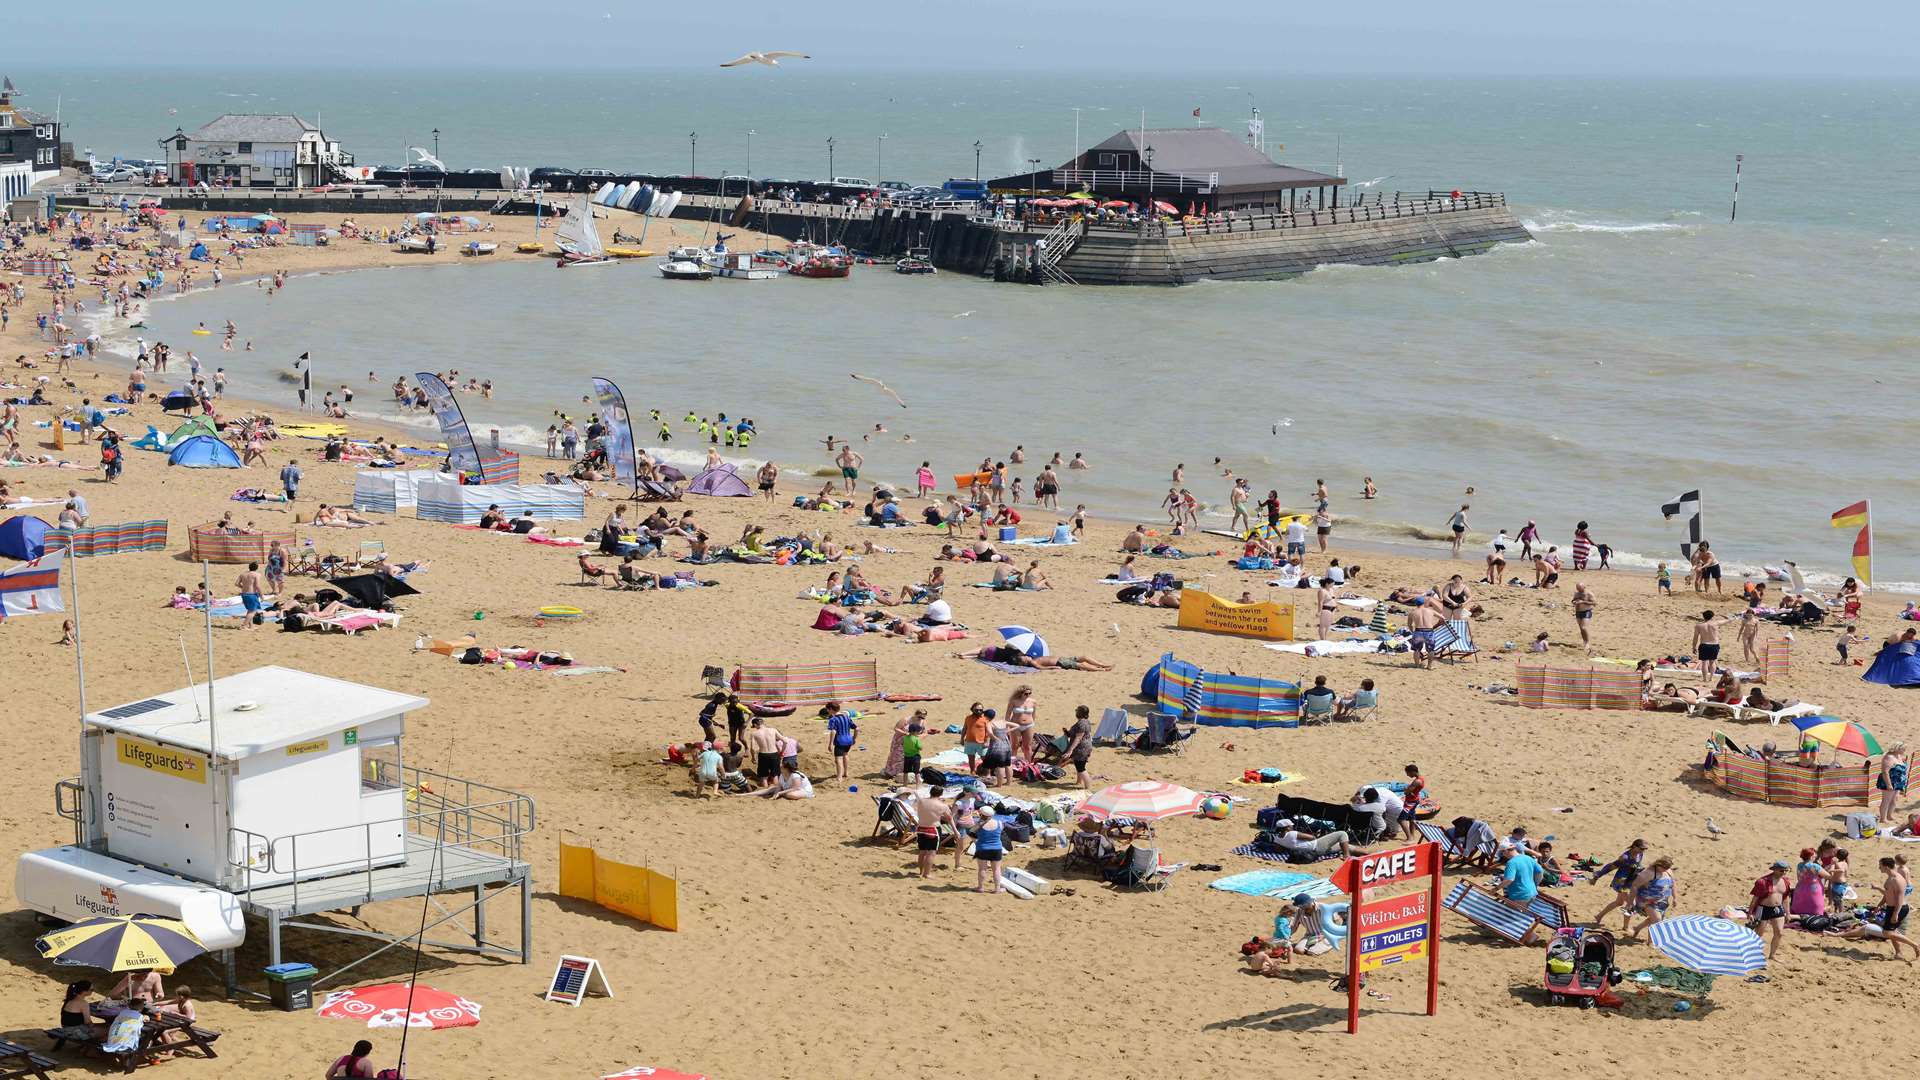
894;256;936;275
666;245;706;262
395;236;436;254
462;241;498;257
658;259;712;281
789;253;853;279
751;248;790;267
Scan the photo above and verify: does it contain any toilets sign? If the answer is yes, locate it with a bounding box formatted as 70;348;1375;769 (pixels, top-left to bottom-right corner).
1335;841;1442;1035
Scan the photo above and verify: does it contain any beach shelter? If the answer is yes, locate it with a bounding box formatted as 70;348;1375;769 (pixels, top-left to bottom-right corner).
1863;640;1920;688
688;463;751;497
168;416;219;444
327;574;420;610
0;515;51;561
167;435;242;469
160;390;197;415
317;983;481;1029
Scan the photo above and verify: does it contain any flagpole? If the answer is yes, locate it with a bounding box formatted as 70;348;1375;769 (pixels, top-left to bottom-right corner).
66;540;90;845
1865;498;1874;590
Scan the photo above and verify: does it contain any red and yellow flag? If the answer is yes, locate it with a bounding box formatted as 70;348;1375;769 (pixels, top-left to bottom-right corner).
1830;500;1871;585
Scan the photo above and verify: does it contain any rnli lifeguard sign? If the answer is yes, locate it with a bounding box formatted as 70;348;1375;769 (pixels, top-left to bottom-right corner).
1332;842;1442;1034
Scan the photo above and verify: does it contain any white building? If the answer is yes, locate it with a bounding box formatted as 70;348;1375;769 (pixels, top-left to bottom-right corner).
161;114;352;188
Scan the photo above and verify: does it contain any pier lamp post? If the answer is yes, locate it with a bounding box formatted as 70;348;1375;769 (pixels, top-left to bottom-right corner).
689;132;697;175
973;140;982;181
1026;158;1041;202
827;136;835;180
432;128;439;160
1143;145;1155;212
877;134;888;184
746;129;755;175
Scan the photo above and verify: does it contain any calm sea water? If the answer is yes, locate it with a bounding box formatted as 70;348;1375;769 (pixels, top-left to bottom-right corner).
47;70;1920;585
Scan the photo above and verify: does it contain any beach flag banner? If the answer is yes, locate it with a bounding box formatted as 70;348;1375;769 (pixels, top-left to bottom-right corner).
413;371;482;472
558;840;679;931
1661;490;1703;558
1761;638;1791;684
543;954;614;1007
1830;500;1872;586
186;524;296;564
1176;589;1294;641
732;661;880;705
45;519;167;558
590;378;639;489
0;548;63;617
1154;653;1300;728
1514;663;1641;710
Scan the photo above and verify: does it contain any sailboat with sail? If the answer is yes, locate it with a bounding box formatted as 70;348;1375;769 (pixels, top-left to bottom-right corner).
554;194;614;268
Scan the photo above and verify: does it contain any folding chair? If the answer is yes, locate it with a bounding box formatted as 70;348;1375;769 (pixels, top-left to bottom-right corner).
1299;695;1336;725
1443;879;1542;943
699;665;728;696
1092;707;1130;746
359;538;387;562
868;794;913;846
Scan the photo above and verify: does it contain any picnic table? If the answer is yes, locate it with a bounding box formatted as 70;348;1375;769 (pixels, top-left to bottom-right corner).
43;1003;221;1073
0;1039;58;1080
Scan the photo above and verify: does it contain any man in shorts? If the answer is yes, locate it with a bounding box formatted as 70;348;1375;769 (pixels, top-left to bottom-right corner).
1747;859;1791;958
746;717;783;782
235;562;267;629
1284;516;1308;559
836;445;864;495
1407;598;1444;669
1828;857;1918;959
1693;609;1725;679
912;786;954;879
1277;821;1358;861
960;703;990;774
1064;705;1094;790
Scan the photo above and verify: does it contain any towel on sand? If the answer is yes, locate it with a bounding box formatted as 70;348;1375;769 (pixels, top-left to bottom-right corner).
1228;844;1295;864
1209;869;1342;900
1264;639;1384;655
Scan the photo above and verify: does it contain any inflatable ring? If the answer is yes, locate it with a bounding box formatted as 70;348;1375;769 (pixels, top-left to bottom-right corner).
538;605;584;619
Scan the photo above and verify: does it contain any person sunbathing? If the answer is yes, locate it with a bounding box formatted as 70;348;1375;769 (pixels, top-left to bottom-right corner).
312;504;372;527
1021;561;1052;591
1121;525;1148;553
618;556;663;589
742;761;814;800
577;553;616;587
951;645;1112;671
899;566;946;604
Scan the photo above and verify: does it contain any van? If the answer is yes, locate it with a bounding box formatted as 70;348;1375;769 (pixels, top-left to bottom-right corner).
943;178;989;201
831;176;876;189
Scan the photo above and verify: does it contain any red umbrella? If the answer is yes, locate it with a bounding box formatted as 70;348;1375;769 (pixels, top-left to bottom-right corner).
317;983;481;1029
603;1070;708;1080
1099;200;1131;209
1152;200;1178;215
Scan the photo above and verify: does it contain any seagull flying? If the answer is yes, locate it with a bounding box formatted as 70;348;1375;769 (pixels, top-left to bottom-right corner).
849;373;907;409
1350;175;1395;189
720;51;811;68
951;310;976;318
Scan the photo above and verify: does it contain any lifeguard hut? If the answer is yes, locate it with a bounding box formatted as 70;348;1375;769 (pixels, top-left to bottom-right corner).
16;666;535;995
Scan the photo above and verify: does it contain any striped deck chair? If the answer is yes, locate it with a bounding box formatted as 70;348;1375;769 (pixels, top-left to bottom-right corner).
1428;618;1477;662
1527;891;1571;931
1443;880;1541;944
1414;820;1459;856
1092;708;1130;746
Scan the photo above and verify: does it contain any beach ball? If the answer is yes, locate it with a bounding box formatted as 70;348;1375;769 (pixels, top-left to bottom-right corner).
1201;796;1232;820
1673;1000;1692;1013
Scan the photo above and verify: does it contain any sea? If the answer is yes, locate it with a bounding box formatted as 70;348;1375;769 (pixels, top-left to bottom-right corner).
27;69;1920;586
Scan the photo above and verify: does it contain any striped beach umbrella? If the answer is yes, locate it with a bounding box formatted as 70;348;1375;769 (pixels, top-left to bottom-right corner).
1788;716;1883;757
34;914;206;972
1646;915;1766;976
1080;780;1206;822
996;625;1050;658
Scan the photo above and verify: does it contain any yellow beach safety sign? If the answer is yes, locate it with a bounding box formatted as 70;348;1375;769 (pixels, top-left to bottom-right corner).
1176;590;1294;641
116;735;207;784
285;738;329;757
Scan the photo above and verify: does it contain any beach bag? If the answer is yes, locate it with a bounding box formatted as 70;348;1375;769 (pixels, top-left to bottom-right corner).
1846;812;1878;840
1236;556;1273;571
1256;806;1286;830
812;608;843;631
459;647;485;665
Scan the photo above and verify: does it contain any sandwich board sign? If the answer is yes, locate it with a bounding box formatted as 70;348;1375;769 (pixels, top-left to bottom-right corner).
545;954;614;1006
1332;842;1442;1034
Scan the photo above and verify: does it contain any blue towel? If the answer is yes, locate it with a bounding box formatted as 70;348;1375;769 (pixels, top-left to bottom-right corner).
1229;843;1296;864
1209;869;1342;900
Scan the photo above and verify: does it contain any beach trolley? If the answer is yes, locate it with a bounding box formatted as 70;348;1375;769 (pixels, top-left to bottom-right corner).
16;666;535;996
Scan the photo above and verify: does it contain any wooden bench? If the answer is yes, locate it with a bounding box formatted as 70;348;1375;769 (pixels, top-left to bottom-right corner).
148;1014;220;1061
0;1037;61;1079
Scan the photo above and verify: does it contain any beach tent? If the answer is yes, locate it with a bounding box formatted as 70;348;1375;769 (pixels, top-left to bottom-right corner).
688;463;752;497
0;516;51;561
1139;661;1163;700
160;390;197;415
169;416;219;444
1864;641;1920;688
167;435;242;469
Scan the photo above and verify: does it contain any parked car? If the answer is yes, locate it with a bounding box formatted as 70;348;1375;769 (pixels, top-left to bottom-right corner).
877;180;911;192
831;176;876;189
577;168;617;178
942;177;989;201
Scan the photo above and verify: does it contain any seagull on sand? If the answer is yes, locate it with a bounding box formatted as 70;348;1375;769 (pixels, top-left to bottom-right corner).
849;374;907;409
720;51;811;68
1705;817;1727;836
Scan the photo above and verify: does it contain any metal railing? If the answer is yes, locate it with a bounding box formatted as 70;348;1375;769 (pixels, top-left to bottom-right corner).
1032;217;1081;285
1052;166;1219;194
1142;191;1507;237
224;763;534;912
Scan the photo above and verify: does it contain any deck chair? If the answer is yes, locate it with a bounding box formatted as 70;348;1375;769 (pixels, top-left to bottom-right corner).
1092;707;1130;746
699;665;728;696
1443;879;1542;943
1414;820;1461;857
1136;710;1192;753
1339;691;1379;722
869;794;915;846
1434;618;1478;663
1299;694;1336;726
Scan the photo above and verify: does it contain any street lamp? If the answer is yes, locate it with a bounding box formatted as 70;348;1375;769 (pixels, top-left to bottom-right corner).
1144;145;1155;211
973;140;982;181
876;134;887;183
1026;157;1041;202
827;136;835;180
746;129;755;175
689;132;697;175
431;128;439;159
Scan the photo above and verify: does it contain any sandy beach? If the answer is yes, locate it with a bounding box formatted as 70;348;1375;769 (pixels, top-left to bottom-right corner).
0;211;1912;1079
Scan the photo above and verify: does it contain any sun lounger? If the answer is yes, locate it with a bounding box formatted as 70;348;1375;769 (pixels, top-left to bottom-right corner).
1092;707;1130;746
1442;879;1541;944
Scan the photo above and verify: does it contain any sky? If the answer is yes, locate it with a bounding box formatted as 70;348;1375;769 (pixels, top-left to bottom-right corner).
9;0;1920;76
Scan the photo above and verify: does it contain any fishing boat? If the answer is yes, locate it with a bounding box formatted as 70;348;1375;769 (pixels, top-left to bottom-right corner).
666;245;706;262
789;250;853;279
554;194;615;267
894;247;936;274
462;241;498;257
751;248;790;268
705;251;779;280
658;259;712;281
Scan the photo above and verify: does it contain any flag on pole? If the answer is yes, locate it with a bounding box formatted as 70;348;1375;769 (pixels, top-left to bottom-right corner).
1831;500;1871;585
1661;490;1702;558
0;549;64;617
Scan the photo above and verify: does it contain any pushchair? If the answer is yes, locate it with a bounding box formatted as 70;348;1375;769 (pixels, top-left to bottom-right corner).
1543;927;1621;1008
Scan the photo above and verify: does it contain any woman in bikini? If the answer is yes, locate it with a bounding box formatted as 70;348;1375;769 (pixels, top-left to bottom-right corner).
1007;687;1037;763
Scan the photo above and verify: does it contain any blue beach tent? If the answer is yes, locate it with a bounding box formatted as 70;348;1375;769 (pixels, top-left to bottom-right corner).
0;516;50;560
167;434;242;469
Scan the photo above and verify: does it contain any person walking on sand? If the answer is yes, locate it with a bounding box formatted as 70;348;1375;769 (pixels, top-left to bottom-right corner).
1572;582;1596;652
1876;742;1908;824
1692;609;1725;680
1624;857;1676;938
235;563;267;629
824;702;858;783
756;460;779;503
836;445;863;495
1446;504;1469;557
280;459;302;502
1229;478;1251;534
1063;705;1094;790
1592;839;1648;926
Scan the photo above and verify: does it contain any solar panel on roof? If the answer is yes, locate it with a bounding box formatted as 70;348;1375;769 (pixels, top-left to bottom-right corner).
98;698;173;720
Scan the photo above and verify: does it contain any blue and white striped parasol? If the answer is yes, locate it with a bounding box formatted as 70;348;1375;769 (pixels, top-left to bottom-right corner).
996;625;1050;658
1646;915;1766;976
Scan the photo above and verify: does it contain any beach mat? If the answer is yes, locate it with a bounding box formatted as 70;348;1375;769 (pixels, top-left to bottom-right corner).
1229;844;1295;865
1227;773;1308;788
1209;869;1342;900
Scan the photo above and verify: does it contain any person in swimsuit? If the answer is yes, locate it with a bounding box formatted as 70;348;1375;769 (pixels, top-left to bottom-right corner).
1445;504;1469;557
1441;575;1471;619
1626;857;1676;938
1316;581;1337;640
835;445;863;495
1693;609;1726;679
912;785;954;879
1572;582;1596;652
1748;860;1792;958
1878;742;1909;824
1692;540;1723;595
745;717;783;782
1827;857;1919;960
326;1040;379;1078
1592;839;1648;926
971;806;1006;893
1007;687;1037;763
1407;598;1445;670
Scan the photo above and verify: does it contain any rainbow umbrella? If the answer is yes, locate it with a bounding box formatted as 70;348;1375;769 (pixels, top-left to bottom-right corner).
1789;715;1883;757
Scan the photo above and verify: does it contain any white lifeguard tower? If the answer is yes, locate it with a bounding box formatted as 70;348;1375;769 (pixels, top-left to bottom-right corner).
17;666;535;996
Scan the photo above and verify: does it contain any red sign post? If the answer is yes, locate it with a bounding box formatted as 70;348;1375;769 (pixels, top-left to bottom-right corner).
1332;841;1441;1034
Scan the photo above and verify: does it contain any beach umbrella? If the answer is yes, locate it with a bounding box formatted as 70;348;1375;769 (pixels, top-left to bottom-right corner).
1789;715;1883;757
1080;780;1206;822
603;1069;709;1080
1646;915;1766;976
318;983;481;1029
996;625;1049;658
1099;200;1131;209
1152;200;1179;215
35;914;206;972
329;573;421;609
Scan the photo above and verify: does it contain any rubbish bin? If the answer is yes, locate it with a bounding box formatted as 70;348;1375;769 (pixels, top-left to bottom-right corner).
264;962;318;1011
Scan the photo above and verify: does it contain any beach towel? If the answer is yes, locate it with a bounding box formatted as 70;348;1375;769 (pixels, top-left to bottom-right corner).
1368;604;1393;634
975;658;1043;675
1209;869;1343;900
1229;843;1296;864
1263;639;1383;656
1008;535;1077;546
1228;773;1307;788
551;665;621;677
